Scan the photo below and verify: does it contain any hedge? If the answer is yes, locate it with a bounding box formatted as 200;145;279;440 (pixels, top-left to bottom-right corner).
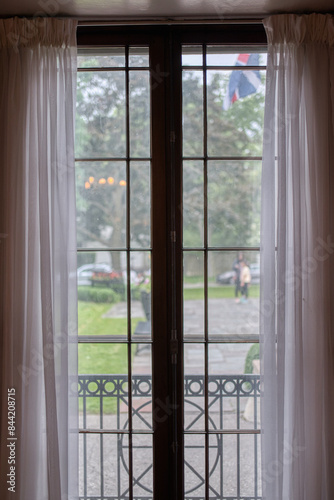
78;286;121;304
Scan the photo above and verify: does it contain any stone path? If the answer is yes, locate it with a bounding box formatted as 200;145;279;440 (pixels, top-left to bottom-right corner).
102;300;145;319
102;296;260;374
122;297;260;375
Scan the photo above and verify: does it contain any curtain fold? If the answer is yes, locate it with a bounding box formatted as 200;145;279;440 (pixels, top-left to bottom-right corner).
0;17;78;500
261;13;334;500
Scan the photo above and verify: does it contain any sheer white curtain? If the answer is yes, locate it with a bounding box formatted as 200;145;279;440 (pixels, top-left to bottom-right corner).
261;13;334;500
0;18;78;499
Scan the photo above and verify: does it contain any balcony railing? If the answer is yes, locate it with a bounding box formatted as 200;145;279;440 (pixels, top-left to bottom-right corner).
79;374;261;500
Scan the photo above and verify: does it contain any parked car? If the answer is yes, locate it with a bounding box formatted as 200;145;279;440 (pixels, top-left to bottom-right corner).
249;263;260;284
77;263;112;286
216;263;260;285
216;270;236;285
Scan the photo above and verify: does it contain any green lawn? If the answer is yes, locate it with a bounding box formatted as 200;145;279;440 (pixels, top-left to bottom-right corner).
78;300;142;414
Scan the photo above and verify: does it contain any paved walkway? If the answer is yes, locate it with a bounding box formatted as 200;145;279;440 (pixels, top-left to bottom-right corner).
103;297;260;374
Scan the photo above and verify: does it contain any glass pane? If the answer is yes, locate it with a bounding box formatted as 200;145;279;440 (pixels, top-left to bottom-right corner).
206;69;265;157
206;46;267;66
130;162;151;248
184;434;205;498
76;162;127;249
133;434;153;498
208;434;238;498
78;47;125;68
239;433;258;498
77;251;127;338
183;251;204;340
129;46;149;67
184;344;205;431
182;45;203;66
76;71;126;158
131;251;151;340
208;251;260;339
208;433;261;499
183;161;204;248
79;434;101;497
183;70;203;157
103;434;129;498
207;160;262;248
130;71;150;157
78;344;128;430
208;344;261;431
132;344;152;431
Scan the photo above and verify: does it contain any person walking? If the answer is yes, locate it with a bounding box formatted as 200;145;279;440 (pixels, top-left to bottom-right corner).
240;260;251;303
232;252;244;303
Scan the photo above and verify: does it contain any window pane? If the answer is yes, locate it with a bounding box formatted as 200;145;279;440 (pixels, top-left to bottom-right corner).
206;46;267;66
183;160;204;248
76;161;127;249
184;344;205;431
208;250;260;339
130;161;151;247
77;250;127;337
76;71;126;158
78;47;125;68
182;45;203;66
183;251;204;340
208;344;261;431
129;46;149;67
208;433;262;499
103;434;129;497
131;345;152;431
79;434;101;497
207;69;265;157
78;344;128;430
130;71;150;157
133;434;153;498
183;70;203;157
131;250;151;339
184;434;206;498
208;160;262;248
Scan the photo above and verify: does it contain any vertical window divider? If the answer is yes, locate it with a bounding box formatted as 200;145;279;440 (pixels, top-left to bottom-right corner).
125;44;134;500
202;43;210;500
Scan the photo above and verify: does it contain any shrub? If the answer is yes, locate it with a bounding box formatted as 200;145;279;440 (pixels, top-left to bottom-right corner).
244;343;260;374
78;286;120;304
131;286;141;301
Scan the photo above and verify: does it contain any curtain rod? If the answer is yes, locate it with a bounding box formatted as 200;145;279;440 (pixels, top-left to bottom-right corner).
77;17;265;27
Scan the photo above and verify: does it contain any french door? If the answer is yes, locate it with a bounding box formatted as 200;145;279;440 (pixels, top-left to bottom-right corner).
76;24;266;500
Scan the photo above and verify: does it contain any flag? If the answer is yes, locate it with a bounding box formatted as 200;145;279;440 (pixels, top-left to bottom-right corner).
223;53;261;110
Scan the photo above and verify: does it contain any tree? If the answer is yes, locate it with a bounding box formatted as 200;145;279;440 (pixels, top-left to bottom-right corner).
76;60;151;270
75;58;265;274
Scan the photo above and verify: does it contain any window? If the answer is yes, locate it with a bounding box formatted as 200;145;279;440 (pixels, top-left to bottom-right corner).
75;25;266;500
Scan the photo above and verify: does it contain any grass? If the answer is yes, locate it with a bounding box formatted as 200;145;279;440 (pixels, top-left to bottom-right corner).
184;275;215;284
78;300;143;414
78;301;128;337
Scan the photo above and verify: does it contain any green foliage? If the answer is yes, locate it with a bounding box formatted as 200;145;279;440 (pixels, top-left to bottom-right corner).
244;343;260;374
76;65;265;260
77;285;120;304
130;286;141;301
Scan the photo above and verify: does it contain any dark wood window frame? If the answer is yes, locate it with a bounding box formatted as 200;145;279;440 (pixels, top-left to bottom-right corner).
76;23;267;500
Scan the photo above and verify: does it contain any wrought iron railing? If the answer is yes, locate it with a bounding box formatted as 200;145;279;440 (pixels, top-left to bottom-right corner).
79;374;261;500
